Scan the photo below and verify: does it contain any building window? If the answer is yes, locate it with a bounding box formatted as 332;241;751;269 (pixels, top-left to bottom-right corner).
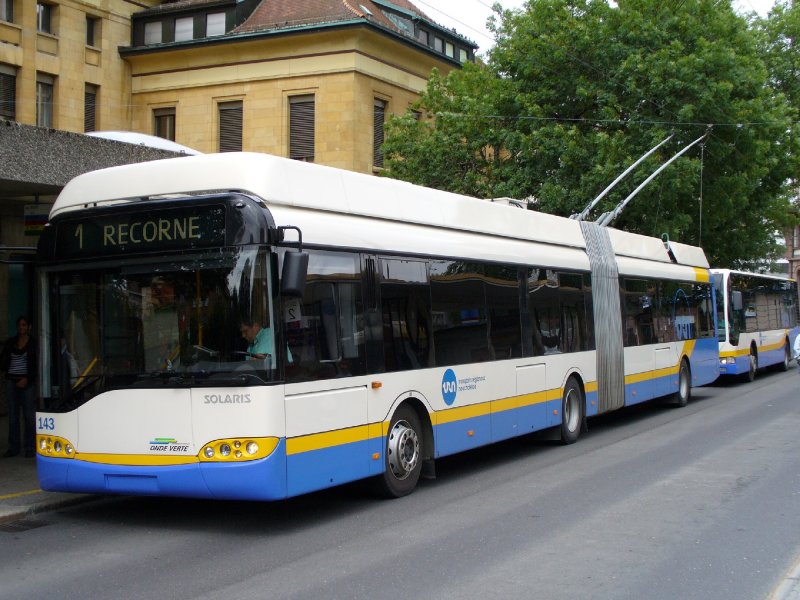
434;37;443;53
0;0;12;23
459;48;468;63
85;84;97;132
207;12;225;36
218;101;242;152
86;16;99;46
445;42;454;58
36;73;54;127
0;64;15;120
37;3;53;34
144;21;162;44
289;95;314;162
417;29;428;45
174;16;193;42
153;107;176;141
373;98;387;169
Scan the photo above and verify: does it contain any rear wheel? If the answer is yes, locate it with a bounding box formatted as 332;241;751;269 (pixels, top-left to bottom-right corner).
780;342;790;372
560;377;584;445
375;405;423;498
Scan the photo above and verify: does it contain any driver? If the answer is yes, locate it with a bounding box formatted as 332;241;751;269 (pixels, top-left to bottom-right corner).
239;319;274;360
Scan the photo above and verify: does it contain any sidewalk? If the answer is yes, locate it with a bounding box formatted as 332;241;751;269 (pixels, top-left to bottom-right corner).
0;454;95;524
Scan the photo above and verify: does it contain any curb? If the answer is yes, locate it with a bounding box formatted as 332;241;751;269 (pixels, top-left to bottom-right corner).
0;493;99;525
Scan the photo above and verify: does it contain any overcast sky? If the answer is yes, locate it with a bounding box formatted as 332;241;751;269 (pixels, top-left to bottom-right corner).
419;0;778;55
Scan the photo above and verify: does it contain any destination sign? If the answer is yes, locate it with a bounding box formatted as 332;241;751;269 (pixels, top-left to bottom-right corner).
55;205;226;258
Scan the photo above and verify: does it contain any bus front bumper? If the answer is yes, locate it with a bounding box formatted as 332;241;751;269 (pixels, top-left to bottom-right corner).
37;438;288;501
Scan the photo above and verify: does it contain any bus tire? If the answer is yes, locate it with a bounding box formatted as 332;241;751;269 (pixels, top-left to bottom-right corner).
672;359;691;408
376;404;423;498
743;350;757;383
780;341;790;372
560;377;584;445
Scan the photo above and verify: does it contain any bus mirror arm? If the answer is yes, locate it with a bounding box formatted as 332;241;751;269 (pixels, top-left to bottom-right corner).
278;226;309;297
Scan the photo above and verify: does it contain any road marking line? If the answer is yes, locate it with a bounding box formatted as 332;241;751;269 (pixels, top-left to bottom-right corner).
0;489;42;501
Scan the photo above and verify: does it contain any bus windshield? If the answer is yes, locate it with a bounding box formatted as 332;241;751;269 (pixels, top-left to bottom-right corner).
43;246;276;408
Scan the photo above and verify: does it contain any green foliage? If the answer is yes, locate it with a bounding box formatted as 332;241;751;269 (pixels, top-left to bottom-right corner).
383;0;796;267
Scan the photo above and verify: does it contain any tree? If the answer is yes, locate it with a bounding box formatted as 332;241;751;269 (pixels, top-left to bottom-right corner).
383;0;796;266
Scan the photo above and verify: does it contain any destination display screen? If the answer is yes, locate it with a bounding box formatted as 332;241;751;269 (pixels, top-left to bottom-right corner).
55;205;226;258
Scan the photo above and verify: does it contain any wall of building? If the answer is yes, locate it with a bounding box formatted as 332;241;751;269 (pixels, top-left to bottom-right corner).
0;0;159;132
125;27;452;171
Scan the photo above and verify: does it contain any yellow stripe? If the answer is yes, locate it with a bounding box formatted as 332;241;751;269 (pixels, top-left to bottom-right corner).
759;340;787;353
0;488;42;501
694;268;711;283
720;348;749;358
286;423;383;455
720;337;788;358
287;385;575;455
625;365;678;385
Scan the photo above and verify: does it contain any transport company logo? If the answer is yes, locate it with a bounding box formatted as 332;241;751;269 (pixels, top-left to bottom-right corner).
442;369;457;406
149;437;190;452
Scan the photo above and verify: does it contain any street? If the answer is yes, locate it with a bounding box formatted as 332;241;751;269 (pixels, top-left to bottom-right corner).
1;368;799;600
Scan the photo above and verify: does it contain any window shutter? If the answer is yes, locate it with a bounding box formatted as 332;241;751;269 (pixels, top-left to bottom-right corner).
373;99;386;168
84;86;97;132
289;95;314;161
218;101;242;152
0;70;15;119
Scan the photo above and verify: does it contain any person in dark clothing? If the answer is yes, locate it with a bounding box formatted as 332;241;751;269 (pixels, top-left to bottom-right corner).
1;316;37;458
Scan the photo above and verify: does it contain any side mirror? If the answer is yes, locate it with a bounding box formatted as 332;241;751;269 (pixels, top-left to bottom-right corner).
281;251;308;297
731;290;743;311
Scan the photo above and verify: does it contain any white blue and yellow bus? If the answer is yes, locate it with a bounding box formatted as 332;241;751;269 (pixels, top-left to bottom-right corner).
35;153;719;500
712;269;800;381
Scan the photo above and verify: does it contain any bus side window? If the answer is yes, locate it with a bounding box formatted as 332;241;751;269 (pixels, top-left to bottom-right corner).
285;251;365;382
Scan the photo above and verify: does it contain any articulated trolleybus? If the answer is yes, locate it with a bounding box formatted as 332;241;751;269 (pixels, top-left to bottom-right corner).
36;153;718;500
712;269;800;381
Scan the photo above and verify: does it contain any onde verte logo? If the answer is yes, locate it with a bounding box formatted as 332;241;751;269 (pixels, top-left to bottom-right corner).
441;368;457;406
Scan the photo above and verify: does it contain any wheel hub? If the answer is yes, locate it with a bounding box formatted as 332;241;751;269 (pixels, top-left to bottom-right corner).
387;420;420;480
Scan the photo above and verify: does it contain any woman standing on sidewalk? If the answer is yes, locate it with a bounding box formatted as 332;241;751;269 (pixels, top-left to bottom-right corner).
1;316;37;458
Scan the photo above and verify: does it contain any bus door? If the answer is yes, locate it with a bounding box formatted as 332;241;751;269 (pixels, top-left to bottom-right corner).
283;250;369;497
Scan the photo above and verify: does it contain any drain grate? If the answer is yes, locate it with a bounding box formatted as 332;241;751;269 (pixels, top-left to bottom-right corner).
0;518;49;533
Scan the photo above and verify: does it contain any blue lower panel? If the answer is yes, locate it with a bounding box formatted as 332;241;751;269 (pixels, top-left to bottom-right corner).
625;377;664;406
37;439;288;501
585;390;599;418
690;338;721;386
759;346;785;369
491;403;547;442
286;439;372;497
435;414;491;458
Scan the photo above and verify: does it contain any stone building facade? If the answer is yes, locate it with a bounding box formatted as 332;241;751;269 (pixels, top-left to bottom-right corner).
0;0;475;340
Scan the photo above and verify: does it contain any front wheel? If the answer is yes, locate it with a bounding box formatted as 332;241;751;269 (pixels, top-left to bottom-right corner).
743;351;757;383
672;359;691;407
375;405;423;498
780;342;790;372
560;377;584;445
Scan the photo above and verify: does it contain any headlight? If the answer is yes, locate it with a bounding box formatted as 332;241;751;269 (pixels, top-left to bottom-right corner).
36;435;76;459
198;437;278;462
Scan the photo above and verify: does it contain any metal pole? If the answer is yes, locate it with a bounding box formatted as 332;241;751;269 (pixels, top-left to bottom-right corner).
597;128;712;227
571;133;674;221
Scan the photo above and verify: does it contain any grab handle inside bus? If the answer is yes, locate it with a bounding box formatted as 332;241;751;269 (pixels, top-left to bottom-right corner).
278;226;309;297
